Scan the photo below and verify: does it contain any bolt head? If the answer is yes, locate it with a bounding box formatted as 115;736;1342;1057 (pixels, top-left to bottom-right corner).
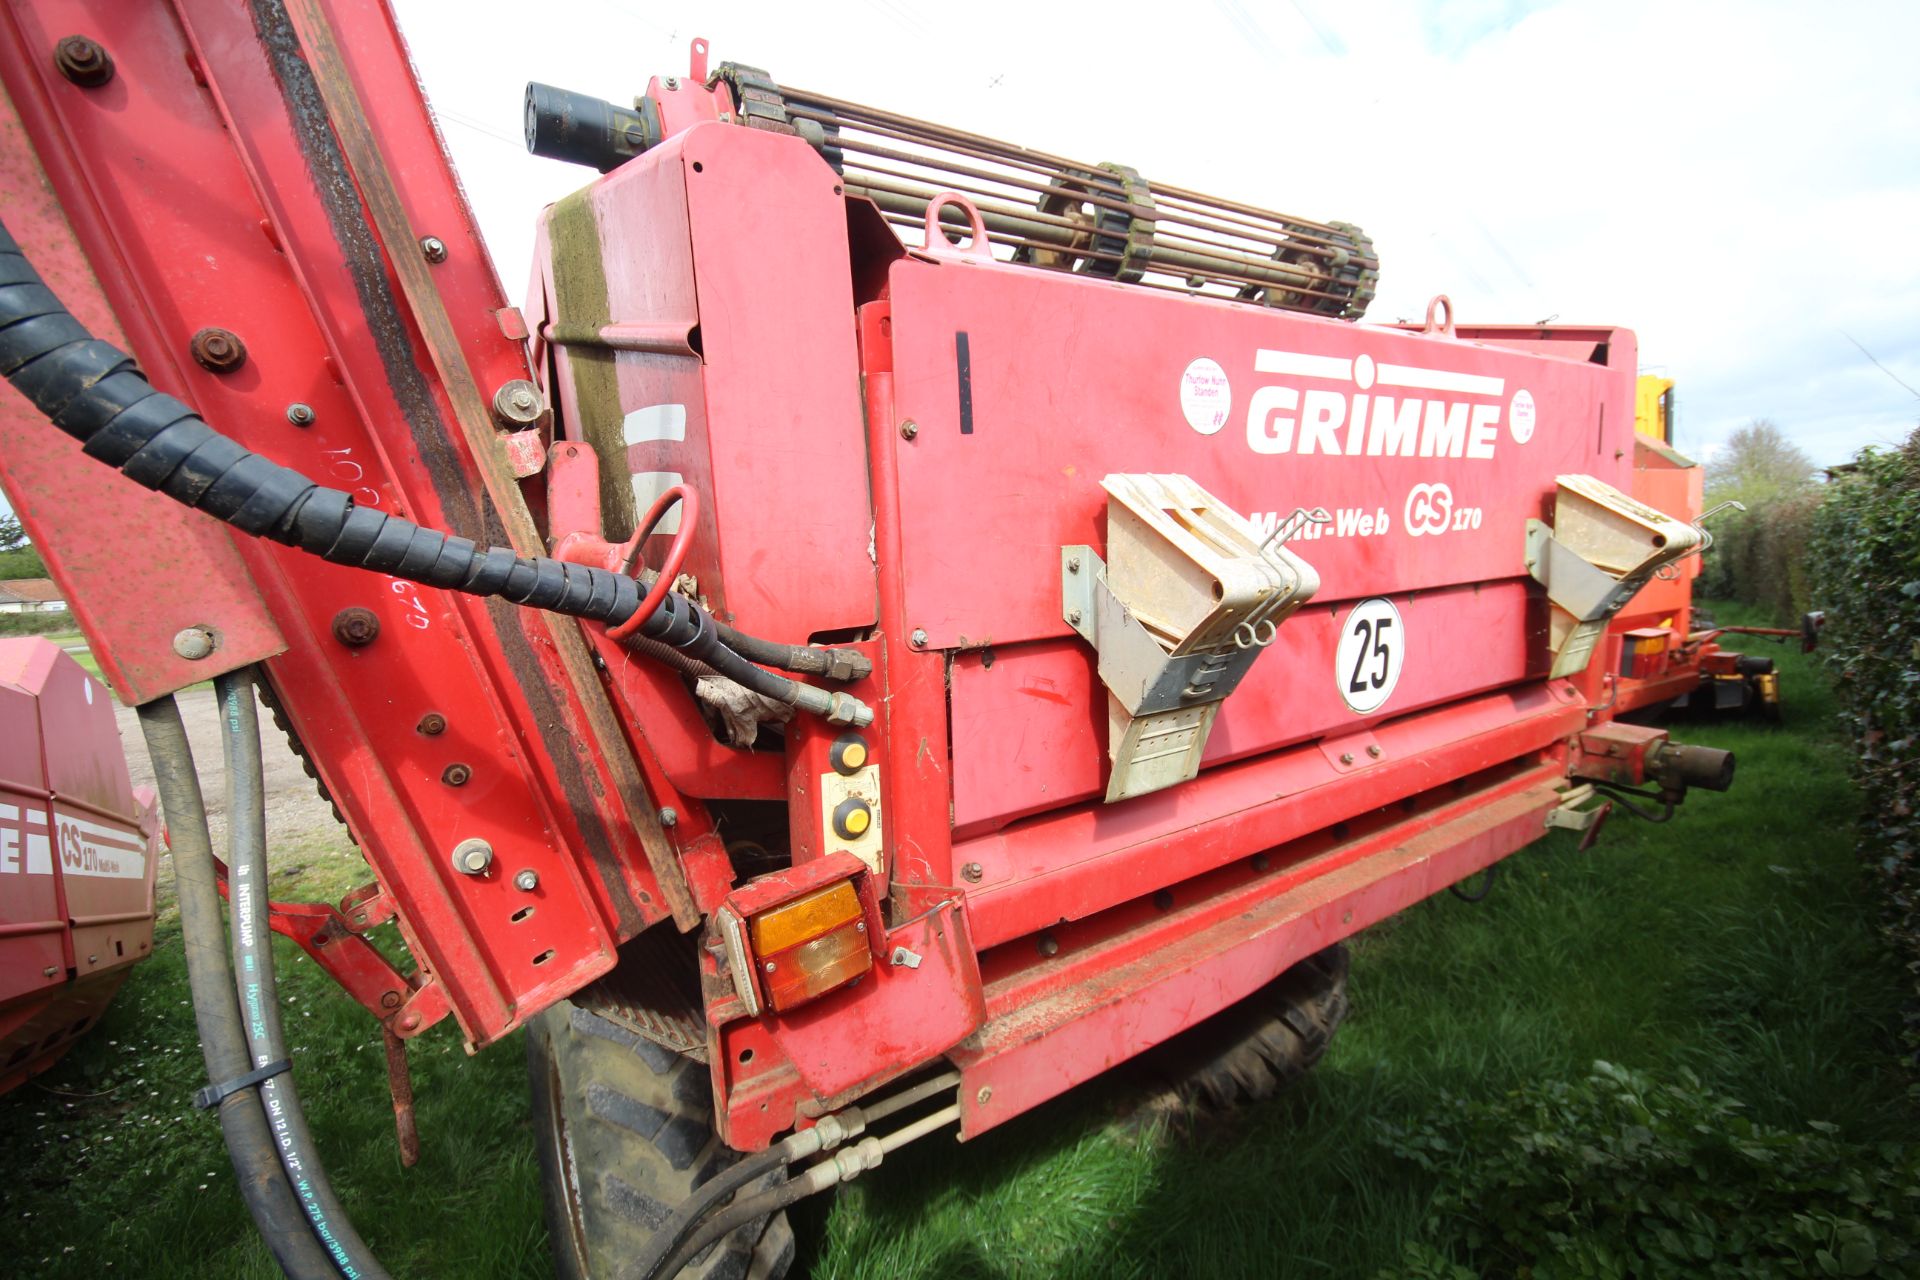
442;763;472;787
419;236;448;263
899;419;919;440
658;806;678;827
1366;744;1382;758
1339;752;1355;765
54;35;114;86
961;861;984;883
189;327;247;373
171;626;216;661
910;628;929;648
976;1086;992;1105
331;606;380;647
492;379;543;426
1066;609;1083;626
285;402;315;427
416;712;448;736
451;838;493;875
513;869;540;892
1067;556;1081;573
379;990;403;1010
1037;933;1059;958
764;960;777;973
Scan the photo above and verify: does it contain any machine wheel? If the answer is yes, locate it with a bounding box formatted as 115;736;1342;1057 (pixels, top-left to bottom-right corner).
1150;943;1351;1109
528;1000;794;1280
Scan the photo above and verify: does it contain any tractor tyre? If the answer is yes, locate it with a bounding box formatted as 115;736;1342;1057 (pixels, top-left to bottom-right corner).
528;1000;794;1280
1152;943;1351;1109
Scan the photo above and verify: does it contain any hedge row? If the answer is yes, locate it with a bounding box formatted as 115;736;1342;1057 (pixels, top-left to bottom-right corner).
0;610;77;637
1697;493;1820;623
1806;431;1920;1050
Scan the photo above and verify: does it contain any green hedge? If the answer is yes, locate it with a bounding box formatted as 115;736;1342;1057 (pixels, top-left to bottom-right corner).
1806;432;1920;1047
1375;1062;1920;1278
1698;493;1820;623
0;610;77;637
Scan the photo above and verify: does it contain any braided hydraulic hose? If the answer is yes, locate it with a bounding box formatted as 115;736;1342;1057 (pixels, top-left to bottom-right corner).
218;669;389;1280
137;698;340;1280
0;218;869;726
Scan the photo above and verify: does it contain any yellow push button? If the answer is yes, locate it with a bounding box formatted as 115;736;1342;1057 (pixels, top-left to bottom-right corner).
831;796;873;840
829;734;869;776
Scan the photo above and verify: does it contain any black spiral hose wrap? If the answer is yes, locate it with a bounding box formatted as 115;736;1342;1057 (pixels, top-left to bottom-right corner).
0;217;869;725
0;220;644;621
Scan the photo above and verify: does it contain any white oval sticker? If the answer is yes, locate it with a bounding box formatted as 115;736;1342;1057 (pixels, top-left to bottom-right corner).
1509;389;1536;444
1179;358;1232;435
1335;597;1405;714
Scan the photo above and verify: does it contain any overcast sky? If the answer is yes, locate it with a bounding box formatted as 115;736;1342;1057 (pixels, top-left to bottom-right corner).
391;0;1920;469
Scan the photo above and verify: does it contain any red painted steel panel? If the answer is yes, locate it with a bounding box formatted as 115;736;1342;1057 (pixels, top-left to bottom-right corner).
682;124;875;637
562;125;876;640
957;681;1586;949
0;23;285;704
954;770;1564;1136
885;259;1634;650
950;580;1545;833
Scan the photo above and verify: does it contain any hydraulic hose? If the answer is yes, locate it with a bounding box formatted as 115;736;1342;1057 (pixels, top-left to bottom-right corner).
136;698;338;1280
713;621;872;683
650;1104;962;1278
218;670;389;1280
0;217;867;726
623;1146;790;1280
626;1070;961;1280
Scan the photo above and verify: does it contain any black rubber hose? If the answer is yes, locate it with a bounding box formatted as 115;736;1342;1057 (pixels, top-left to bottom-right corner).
1447;863;1498;903
649;1175;811;1280
624;1146;789;1280
714;621;872;682
0;217;863;723
136;698;339;1280
217;670;389;1280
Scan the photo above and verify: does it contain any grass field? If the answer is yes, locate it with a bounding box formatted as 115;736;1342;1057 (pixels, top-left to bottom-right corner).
3;608;1912;1277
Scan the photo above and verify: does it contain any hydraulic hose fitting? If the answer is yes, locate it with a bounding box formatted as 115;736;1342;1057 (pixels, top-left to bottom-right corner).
821;690;874;728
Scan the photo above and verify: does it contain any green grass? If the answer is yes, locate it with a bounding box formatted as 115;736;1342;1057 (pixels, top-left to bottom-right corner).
3;605;1911;1277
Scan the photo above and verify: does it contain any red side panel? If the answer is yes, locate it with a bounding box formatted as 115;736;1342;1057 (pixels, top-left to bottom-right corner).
884;261;1633;650
545;123;874;641
683;124;874;638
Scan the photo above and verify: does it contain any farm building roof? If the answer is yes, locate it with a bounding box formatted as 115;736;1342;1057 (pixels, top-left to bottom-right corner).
0;578;64;605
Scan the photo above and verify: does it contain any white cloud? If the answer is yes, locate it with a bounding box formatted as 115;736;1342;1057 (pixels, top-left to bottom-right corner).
396;0;1918;467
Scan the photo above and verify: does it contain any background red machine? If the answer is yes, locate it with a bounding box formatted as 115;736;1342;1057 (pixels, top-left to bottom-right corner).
1599;375;1821;722
0;5;1737;1276
0;637;159;1094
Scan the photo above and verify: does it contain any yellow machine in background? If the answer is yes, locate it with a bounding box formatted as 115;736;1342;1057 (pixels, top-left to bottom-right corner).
1616;372;1815;718
1636;375;1677;444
